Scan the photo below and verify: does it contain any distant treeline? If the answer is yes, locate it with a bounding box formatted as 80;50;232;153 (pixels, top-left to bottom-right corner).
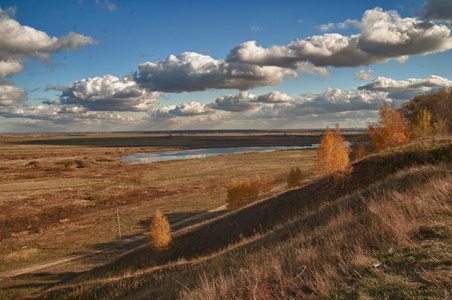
121;128;366;134
1;129;367;137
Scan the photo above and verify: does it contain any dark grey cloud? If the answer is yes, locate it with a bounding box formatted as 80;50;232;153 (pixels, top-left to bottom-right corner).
421;0;452;23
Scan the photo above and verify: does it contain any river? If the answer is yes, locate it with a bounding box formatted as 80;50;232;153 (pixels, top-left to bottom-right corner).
116;145;318;164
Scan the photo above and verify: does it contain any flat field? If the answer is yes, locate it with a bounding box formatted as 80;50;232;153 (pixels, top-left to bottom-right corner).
0;131;361;297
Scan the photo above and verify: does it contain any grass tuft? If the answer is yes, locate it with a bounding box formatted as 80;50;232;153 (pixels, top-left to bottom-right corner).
1;248;39;262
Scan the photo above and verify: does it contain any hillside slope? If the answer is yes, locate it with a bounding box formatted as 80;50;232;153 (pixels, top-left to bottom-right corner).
33;137;452;299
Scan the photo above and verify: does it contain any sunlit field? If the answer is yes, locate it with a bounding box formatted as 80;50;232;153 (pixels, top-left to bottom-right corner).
0;131;348;297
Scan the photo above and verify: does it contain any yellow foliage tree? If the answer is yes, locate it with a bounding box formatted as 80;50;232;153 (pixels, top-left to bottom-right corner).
316;123;353;185
149;209;172;251
368;102;411;152
401;87;452;134
226;175;269;211
411;108;433;138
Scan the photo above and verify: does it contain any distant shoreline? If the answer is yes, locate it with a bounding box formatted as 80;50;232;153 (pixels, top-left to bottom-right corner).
1;128;367;138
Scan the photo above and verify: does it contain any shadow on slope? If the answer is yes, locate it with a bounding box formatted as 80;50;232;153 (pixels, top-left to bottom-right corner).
83;138;451;279
32;138;452;299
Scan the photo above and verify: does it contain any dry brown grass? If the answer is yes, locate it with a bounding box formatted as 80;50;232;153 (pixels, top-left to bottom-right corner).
0;132;321;299
180;164;451;299
29;138;451;300
1;247;39;262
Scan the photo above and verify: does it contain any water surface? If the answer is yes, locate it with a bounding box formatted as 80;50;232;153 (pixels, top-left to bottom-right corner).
117;145;317;164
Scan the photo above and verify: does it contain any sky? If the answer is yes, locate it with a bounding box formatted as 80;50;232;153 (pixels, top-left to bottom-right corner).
1;0;452;133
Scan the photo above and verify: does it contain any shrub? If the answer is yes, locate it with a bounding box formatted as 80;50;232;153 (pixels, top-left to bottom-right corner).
57;160;75;168
287;167;304;188
149;209;172;251
27;161;40;168
226;175;269;211
86;194;101;201
75;160;90;168
350;143;368;161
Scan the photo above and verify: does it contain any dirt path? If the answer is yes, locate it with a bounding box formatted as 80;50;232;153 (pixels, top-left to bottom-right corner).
0;204;227;280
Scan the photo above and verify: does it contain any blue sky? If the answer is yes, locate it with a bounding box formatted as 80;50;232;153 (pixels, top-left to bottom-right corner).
1;0;451;132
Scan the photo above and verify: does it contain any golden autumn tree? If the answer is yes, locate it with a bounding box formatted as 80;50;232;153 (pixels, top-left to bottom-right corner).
149;209;172;251
226;175;269;211
401;87;452;134
411;108;433;138
368;102;411;152
316;123;353;185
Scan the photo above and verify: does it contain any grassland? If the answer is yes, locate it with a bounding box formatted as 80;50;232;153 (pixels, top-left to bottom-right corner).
19;135;451;300
0;131;336;299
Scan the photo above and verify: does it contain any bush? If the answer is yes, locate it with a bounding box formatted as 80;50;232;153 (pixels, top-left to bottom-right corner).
350;143;368;161
75;160;90;168
27;161;40;168
226;175;269;211
287;167;304;188
149;209;172;251
57;160;75;168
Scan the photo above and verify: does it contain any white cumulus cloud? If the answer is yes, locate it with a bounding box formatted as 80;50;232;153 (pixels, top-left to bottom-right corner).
131;7;451;94
51;75;160;111
354;69;374;81
150;101;214;119
167;101;215;116
0;81;27;106
0;7;99;78
210;91;260;112
134;52;298;92
358;75;452;99
246;88;389;120
0;103;136;127
226;7;452;68
256;91;296;103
